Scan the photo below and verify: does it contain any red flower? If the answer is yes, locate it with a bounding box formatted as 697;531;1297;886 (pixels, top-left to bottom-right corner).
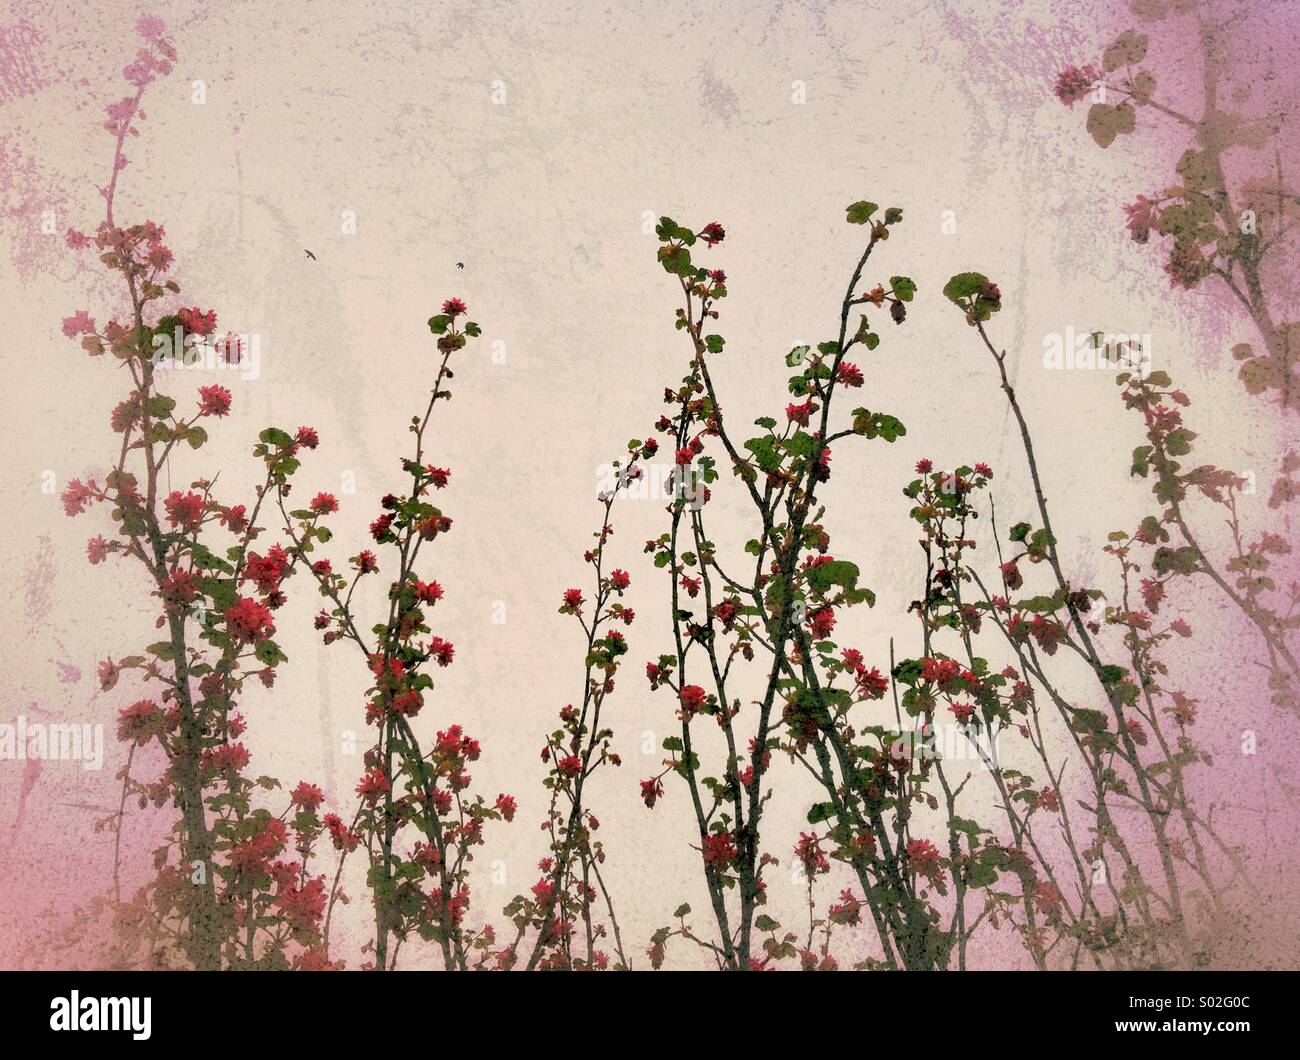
442;297;467;317
795;832;829;875
906;838;942;880
61;478;98;517
561;587;584;613
702;831;738;869
679;684;707;715
159;566;198;607
356;769;390;803
225;596;275;642
310;492;338;514
197;384;231;417
1170;691;1197;725
219;504;248;533
428;636;455;666
828;890;862;925
557;754;583;778
87;535;110;564
1033;881;1063;917
699;222;725;246
915;458;933;474
921;657;961;685
356;550;378;573
495;794;517;821
117;700;165;745
856;666;888;699
1053;64;1100;107
609;568;631;591
274;875;327;932
324;813;360;852
786;400;813;426
178;306;217;335
291;781;325;810
836;361;863;387
949;701;976;724
1140;578;1165;614
98;659;121;691
808;606;835;638
640;777;664;808
1124;196;1159;244
1000;560;1023;590
1028;615;1065;655
974;462;992;478
295;426;319;450
164;490;206;533
415;579;444;603
206;742;251;773
243;544;289;595
61;310;97;337
680;575;701;598
425;465;451;488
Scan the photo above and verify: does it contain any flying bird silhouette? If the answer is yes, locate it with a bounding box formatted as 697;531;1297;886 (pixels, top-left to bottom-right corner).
304;249;317;260
456;261;464;269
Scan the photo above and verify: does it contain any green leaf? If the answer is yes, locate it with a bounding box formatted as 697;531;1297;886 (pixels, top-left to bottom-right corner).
1085;102;1136;148
846;201;878;225
254;639;287;666
1103;29;1148;72
1152;545;1201;576
258;427;295;447
144;394;176;419
1098;664;1127;686
890;276;917;302
807;559;861;594
745;436;782;474
943;272;989;303
1164;428;1196;457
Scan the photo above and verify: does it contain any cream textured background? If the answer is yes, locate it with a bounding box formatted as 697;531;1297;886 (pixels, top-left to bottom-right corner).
2;0;1298;968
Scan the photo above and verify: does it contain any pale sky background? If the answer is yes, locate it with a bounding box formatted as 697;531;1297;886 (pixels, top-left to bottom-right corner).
2;0;1299;968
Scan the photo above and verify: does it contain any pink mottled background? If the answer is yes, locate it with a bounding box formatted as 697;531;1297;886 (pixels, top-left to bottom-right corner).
2;0;1299;969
